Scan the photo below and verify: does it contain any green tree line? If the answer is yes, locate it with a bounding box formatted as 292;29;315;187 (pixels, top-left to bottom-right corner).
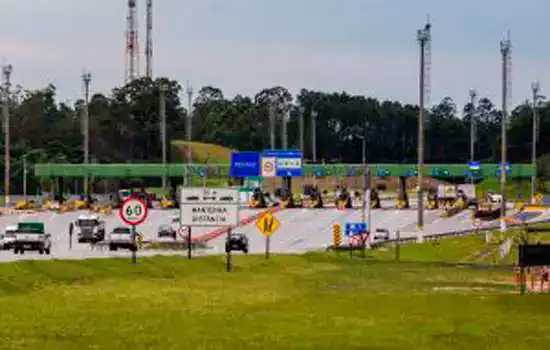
1;77;549;192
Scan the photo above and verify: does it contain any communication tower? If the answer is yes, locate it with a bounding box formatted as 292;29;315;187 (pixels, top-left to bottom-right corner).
145;0;153;78
125;0;139;82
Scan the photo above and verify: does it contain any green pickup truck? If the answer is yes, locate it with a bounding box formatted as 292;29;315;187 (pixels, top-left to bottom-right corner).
13;222;52;255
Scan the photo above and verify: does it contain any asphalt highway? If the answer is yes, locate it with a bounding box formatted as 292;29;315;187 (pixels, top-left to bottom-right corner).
0;202;546;261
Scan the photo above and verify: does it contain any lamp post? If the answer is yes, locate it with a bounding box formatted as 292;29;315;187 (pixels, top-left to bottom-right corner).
82;71;91;195
311;110;318;163
2;63;12;207
530;81;543;203
159;83;167;191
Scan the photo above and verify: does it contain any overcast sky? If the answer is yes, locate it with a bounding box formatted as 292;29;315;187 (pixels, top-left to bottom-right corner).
1;0;548;108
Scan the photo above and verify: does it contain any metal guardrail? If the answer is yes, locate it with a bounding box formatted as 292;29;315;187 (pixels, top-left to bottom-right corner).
370;218;550;248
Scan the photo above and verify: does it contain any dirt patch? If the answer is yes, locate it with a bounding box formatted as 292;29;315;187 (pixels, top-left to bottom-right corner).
432;285;502;293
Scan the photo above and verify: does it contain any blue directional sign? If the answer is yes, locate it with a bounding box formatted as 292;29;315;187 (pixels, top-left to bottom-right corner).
496;162;511;176
198;169;205;177
468;161;480;170
345;222;367;236
230;152;261;177
262;150;303;177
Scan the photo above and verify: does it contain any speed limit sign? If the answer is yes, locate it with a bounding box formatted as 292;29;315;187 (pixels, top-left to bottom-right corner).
119;198;148;225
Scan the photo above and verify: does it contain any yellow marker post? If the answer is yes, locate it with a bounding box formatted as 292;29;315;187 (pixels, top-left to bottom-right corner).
332;223;342;248
256;211;280;259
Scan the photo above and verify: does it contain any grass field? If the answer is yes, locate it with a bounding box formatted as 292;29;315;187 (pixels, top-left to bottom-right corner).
170;140;232;163
0;254;549;349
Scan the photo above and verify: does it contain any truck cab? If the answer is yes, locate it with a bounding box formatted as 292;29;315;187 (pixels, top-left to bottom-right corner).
75;214;106;243
0;225;18;250
108;226;137;251
13;222;52;255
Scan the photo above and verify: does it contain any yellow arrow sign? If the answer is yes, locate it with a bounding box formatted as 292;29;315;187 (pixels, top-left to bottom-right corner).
256;211;280;237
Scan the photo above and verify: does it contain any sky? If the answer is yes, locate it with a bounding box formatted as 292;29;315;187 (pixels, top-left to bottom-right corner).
1;0;548;108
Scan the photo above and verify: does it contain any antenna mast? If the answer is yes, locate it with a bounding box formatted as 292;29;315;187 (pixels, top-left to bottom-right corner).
145;0;153;78
125;0;139;83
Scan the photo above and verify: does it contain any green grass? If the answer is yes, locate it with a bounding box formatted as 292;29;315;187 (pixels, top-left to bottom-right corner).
369;234;490;263
0;254;548;349
170;140;232;163
476;178;549;198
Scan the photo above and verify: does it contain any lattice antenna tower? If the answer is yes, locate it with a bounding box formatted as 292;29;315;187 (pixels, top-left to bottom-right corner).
423;16;432;108
125;0;139;83
145;0;153;78
500;31;512;128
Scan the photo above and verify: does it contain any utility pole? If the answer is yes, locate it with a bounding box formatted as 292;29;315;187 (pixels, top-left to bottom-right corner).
282;109;290;149
185;81;193;186
311;110;318;163
2;63;12;207
23;154;27;200
469;89;477;163
268;97;276;149
531;81;541;203
82;71;91;195
159;84;167;191
416;20;431;239
298;106;304;152
362;120;367;165
500;33;512;232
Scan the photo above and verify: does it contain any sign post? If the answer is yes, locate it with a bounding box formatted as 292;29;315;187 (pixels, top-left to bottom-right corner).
187;226;192;260
226;228;232;272
119;197;149;264
256;211;280;259
180;187;239;263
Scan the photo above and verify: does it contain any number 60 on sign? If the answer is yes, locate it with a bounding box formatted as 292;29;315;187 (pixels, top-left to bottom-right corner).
119;198;149;225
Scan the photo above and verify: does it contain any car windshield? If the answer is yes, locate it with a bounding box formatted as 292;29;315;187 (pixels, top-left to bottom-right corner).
78;219;98;227
113;227;131;234
158;225;171;231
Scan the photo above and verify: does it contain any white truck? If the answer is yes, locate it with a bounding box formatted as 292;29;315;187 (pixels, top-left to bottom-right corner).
108;226;138;252
12;222;52;255
75;214;106;243
0;225;18;250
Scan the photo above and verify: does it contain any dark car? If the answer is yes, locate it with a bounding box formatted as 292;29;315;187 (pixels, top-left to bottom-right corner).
225;233;249;254
157;225;177;239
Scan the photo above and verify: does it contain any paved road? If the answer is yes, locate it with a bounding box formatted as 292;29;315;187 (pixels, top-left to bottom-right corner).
0;202;546;261
0;208;262;262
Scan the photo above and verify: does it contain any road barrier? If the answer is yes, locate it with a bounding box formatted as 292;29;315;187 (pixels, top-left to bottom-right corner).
370;217;550;249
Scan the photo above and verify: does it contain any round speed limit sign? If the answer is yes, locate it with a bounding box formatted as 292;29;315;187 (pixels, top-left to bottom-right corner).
119;198;148;225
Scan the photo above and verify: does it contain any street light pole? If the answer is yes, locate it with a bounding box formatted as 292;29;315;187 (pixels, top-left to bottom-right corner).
298;106;304;152
282;109;289;149
268;97;276;149
311;110;318;163
416;23;430;238
531;81;540;203
159;84;167;191
82;71;91;195
2;63;12;207
500;35;511;232
23;154;27;200
469;89;477;163
185;81;193;186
